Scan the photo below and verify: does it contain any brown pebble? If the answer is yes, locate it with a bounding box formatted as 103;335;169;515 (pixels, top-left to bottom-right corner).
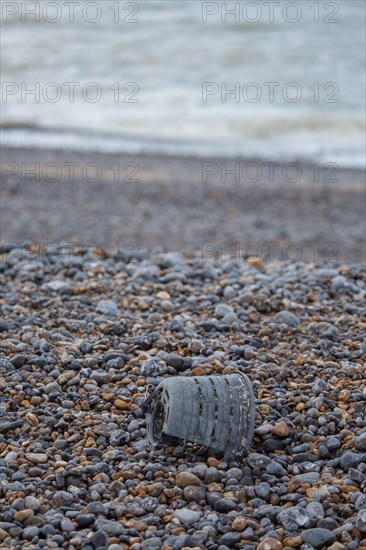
257;538;283;550
283;535;302;547
272;421;290;438
232;516;248;530
14;509;34;522
190;367;206;376
247;256;264;270
114;399;130;410
207;457;220;467
175;471;202;489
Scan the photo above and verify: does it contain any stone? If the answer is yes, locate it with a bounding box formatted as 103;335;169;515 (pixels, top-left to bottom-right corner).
214;499;237;513
257;538;283;550
165;353;184;369
356;509;366;533
247;453;271;469
232;516;248;530
14;509;34;522
10;354;26;368
218;532;240;547
4;451;18;464
45;280;70;292
140;359;168;377
273;311;300;326
238;291;254;305
223;285;237;300
294;472;320;484
204;467;221;484
92;530;108;547
272;421;290;438
183;486;206;502
22;526;40;540
173;508;201;525
95;519;125;536
355;494;366;511
354;433;366;451
222;312;238;324
25;453;48;464
326;437;341;452
340;451;366;471
51;491;74;507
266;462;286;477
60;518;75;532
215;303;233;318
114;399;129;410
24;496;41;512
175;471;202;489
76;514;95;528
96;299;120;316
255;482;271;501
306;501;324;519
301;528;336;548
277;507;312;531
0;420;23;434
109;429;130;446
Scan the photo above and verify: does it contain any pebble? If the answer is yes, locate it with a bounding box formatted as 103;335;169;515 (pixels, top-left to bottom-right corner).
25;453;48;464
175;471;202;488
183;485;206;502
340;451;366;471
301;528;336;548
140;359;168;377
273;311;300;326
247;453;271;469
214;304;233;318
10;354;26;368
214;499;237;513
356;509;366;532
278;507;312;531
257;538;283;550
45;280;70;292
92;530;108;547
272;421;290;438
354;433;366;451
218;532;240;546
173;508;201;525
51;491;74;507
22;526;40;540
24;496;41;512
266;462;286;477
96;299;120;316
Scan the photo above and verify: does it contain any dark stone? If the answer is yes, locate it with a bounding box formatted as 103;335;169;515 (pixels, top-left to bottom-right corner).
340;451;366;471
214;499;237;513
10;354;26;368
92;530;107;548
262;438;287;453
301;528;336;548
218;532;241;547
76;514;95;528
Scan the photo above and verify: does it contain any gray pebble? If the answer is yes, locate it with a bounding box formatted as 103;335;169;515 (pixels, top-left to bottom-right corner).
301;527;336;548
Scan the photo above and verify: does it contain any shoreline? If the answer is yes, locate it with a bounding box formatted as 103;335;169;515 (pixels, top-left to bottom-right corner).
1;146;365;265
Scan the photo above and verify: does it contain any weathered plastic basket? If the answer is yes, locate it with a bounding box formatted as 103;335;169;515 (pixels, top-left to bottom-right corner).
142;371;255;462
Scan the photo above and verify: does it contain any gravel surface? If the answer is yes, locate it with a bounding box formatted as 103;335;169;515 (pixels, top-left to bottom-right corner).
1;247;365;549
1;148;365;264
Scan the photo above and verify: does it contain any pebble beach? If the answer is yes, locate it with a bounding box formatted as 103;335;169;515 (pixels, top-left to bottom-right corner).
2;0;366;547
1;240;365;549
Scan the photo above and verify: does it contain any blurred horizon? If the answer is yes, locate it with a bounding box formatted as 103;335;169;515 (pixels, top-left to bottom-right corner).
1;0;365;167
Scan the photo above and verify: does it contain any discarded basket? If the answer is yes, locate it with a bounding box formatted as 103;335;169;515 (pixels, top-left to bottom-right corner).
142;371;255;462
